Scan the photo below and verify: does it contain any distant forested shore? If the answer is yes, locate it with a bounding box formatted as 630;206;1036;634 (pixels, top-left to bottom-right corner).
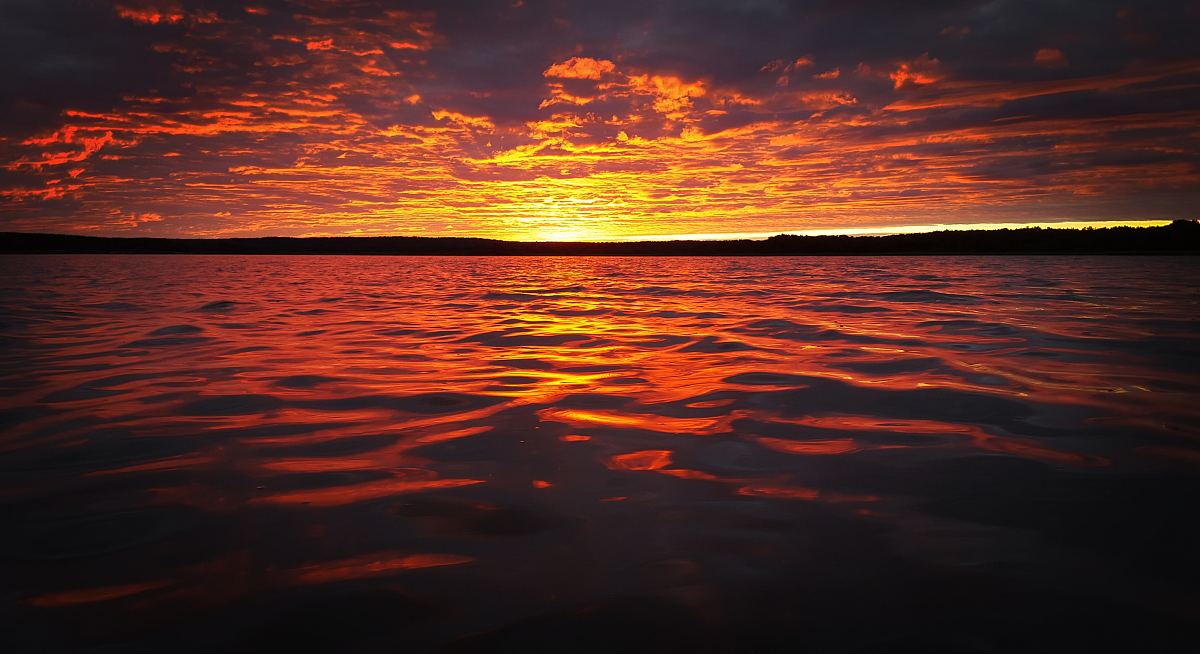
3;220;1198;255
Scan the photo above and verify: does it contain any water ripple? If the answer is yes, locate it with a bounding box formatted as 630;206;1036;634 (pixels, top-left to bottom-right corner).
1;254;1198;650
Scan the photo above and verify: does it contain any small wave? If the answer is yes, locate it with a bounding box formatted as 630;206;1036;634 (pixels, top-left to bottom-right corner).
459;329;596;347
122;335;211;348
274;375;341;388
678;336;758;353
198;300;240;312
180;394;285;415
879;290;985;305
147;324;203;336
917;319;1022;337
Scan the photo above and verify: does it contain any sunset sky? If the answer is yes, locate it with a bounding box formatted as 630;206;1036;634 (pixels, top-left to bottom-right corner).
2;0;1198;241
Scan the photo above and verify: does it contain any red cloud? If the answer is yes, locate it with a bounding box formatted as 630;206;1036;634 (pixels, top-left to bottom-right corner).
887;59;1197;111
11;128;119;170
389;40;430;51
115;6;184;25
761;56;814;73
113;210;164;227
763;56;817;87
113;2;216;25
1035;48;1068;67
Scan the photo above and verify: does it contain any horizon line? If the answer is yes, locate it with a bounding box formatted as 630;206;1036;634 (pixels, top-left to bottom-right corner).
561;219;1181;242
6;218;1185;244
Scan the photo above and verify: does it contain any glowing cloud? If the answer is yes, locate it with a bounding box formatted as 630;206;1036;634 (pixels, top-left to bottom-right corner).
544;57;617;80
1;2;1196;239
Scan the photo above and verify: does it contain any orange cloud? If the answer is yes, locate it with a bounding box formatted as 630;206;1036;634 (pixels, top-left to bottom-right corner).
628;74;707;119
795;91;858;109
544;57;617;80
431;109;495;129
890;53;943;88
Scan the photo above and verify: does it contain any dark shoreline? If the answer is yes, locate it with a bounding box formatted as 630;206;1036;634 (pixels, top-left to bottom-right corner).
3;220;1197;255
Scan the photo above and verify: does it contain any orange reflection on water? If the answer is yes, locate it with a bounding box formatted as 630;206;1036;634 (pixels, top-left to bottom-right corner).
29;580;170;608
540;408;731;435
657;468;723;481
737;484;878;504
255;422;494;480
413;425;494;445
87;454;217;476
289;551;474;585
608;450;730;482
608;449;673;470
983;439;1107;467
754;437;863;456
789;416;979;434
770;415;1106;466
259;457;380;473
253;475;484;507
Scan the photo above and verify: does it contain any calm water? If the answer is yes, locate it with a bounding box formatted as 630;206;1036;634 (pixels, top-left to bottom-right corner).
2;255;1199;652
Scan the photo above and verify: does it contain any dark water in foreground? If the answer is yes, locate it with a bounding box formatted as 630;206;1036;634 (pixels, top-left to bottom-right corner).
2;255;1199;652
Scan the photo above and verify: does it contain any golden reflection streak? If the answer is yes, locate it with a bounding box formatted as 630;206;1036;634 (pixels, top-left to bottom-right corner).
539;408;735;435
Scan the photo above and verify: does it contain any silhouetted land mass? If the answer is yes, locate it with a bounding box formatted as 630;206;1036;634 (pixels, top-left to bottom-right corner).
3;220;1198;255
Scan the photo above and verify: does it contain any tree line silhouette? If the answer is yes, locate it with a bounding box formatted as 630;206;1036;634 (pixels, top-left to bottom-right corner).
3;220;1197;255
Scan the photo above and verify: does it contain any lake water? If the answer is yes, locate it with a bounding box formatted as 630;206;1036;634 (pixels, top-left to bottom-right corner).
2;255;1199;652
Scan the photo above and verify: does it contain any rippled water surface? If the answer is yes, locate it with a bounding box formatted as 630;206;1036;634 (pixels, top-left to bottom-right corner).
2;255;1199;652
